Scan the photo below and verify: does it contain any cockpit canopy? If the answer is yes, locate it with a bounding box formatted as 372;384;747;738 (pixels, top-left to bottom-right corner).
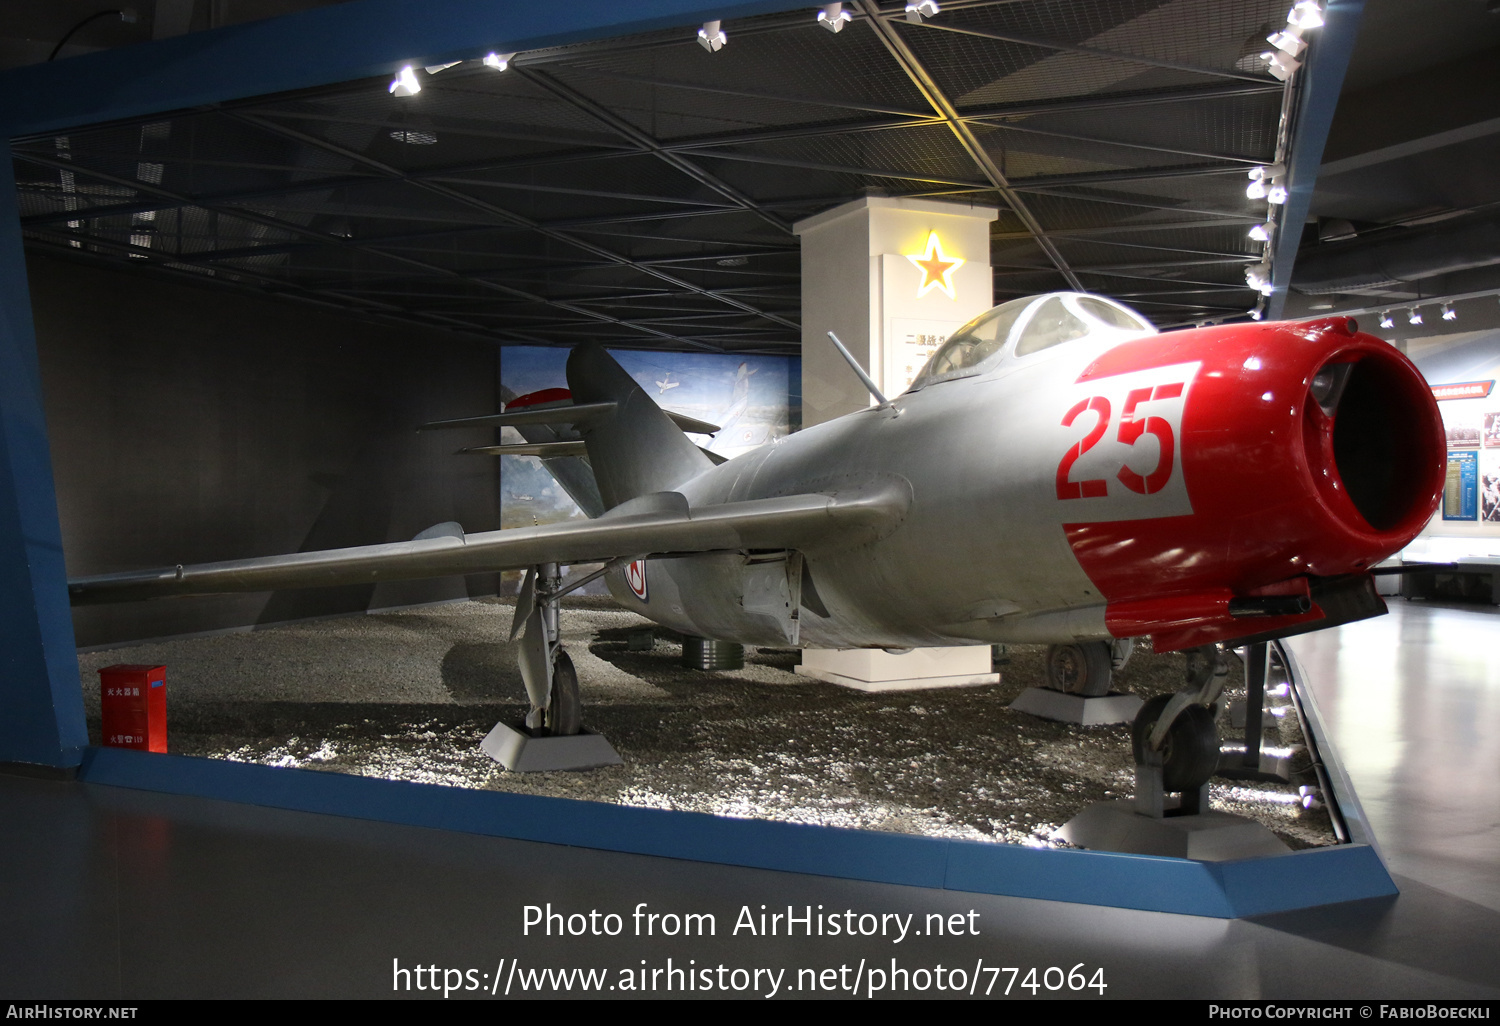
908;292;1156;390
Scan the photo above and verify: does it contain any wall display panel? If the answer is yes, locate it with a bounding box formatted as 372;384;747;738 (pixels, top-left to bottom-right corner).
498;346;799;535
1408;331;1500;541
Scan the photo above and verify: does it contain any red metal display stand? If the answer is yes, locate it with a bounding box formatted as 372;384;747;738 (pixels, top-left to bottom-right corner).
99;664;166;752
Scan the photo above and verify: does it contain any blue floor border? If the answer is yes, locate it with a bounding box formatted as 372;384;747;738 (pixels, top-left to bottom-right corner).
76;745;1396;919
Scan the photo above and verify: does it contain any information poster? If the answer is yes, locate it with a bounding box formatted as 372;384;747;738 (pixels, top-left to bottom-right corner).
1444;449;1478;520
886;317;961;395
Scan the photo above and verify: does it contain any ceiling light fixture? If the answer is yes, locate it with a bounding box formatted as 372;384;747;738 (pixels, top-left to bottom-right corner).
1248;223;1270;242
818;3;851;32
1287;1;1325;30
1379;311;1394;329
1442;303;1457;321
1408;307;1423;326
1266;28;1307;56
905;0;939;23
697;20;727;51
1266;178;1288;205
483;52;516;70
1245;261;1273;295
1260;48;1301;81
388;65;421;96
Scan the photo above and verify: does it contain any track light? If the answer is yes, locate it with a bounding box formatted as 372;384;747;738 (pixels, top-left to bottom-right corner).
1267;178;1288;205
905;0;939;23
1288;1;1324;30
698;20;727;51
1379;311;1394;329
1442;303;1457;321
388;65;421;96
1260;48;1302;80
1408;307;1423;326
1266;28;1307;56
1248;223;1270;242
483;52;516;70
818;3;851;32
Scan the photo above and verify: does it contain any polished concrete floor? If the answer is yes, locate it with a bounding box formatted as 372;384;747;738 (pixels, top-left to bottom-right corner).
3;599;1499;1000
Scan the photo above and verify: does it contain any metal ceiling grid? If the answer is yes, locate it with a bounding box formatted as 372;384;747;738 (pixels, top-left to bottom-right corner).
13;0;1295;349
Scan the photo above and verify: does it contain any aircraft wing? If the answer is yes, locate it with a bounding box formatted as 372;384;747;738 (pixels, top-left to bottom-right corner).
67;482;908;605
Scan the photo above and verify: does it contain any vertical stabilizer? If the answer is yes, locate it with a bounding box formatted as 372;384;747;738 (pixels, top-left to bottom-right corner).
566;344;714;509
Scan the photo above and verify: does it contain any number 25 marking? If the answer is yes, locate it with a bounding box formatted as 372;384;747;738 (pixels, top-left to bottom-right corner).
1055;383;1184;500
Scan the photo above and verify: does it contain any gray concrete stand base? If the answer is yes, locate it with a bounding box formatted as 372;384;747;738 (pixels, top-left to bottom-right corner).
481;722;624;772
1009;687;1144;725
1055;800;1293;861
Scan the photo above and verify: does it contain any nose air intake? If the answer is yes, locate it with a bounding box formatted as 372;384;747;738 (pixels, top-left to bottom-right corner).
1302;341;1445;538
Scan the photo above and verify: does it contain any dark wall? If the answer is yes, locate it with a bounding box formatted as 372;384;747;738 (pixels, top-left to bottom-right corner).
28;252;501;647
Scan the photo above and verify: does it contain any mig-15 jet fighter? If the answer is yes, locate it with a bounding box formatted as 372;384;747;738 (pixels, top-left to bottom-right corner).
69;292;1446;789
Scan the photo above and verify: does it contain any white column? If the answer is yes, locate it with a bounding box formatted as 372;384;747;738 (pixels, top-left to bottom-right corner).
793;196;1000;691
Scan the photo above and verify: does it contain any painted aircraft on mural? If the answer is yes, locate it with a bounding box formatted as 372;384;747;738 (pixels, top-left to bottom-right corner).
68;292;1445;786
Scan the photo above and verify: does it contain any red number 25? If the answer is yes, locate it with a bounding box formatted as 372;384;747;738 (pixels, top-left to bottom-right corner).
1056;383;1183;500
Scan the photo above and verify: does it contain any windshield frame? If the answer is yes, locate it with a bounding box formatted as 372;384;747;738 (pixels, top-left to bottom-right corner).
904;292;1156;392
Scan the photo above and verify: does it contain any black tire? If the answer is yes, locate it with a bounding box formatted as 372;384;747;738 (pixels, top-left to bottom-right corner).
1045;642;1113;697
1132;694;1221;791
545;650;582;737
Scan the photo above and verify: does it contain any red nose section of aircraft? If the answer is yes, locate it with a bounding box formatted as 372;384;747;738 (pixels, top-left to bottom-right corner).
1064;317;1445;651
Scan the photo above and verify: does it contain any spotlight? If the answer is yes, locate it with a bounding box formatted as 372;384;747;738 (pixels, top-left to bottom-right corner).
1248;223;1270;242
1260;48;1302;81
818;3;851;32
1442;303;1457;321
1266;28;1307;56
1379;311;1394;329
388;65;421;96
905;0;939;23
1245;261;1273;295
1247;178;1267;200
697;20;727;51
1408;307;1423;326
1267;178;1288;205
483;51;516;70
1288;1;1325;30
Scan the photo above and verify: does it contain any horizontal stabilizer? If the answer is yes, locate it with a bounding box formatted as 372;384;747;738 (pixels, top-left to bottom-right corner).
419;404;719;436
456;441;589;458
68;481;910;605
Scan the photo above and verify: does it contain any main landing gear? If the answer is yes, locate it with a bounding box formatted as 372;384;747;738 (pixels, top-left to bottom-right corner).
1056;644;1290;860
1008;639;1142;725
479;560;623;772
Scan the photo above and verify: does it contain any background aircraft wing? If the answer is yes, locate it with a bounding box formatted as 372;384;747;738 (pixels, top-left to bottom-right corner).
67;482;908;605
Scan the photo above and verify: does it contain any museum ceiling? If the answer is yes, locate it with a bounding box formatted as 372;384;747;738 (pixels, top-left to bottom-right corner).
2;0;1451;354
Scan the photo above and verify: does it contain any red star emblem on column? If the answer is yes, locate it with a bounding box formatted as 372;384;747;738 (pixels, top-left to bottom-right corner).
905;231;964;299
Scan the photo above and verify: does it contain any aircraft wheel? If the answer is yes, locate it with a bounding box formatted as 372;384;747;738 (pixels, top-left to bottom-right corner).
1132;694;1220;791
1045;642;1112;697
545;650;582;737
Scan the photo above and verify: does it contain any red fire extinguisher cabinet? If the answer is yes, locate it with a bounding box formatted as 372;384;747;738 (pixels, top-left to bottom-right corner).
99;664;167;753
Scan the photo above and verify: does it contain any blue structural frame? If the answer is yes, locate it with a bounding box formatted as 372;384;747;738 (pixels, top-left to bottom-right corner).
0;0;1392;918
1267;0;1365;319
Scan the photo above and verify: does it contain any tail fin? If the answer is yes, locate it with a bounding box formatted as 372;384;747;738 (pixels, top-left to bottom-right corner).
566;343;714;509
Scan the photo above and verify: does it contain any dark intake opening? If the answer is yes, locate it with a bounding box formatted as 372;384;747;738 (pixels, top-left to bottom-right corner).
1330;357;1426;531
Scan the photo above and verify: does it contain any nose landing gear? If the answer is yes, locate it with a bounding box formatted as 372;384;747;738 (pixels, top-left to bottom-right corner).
1055;643;1291;860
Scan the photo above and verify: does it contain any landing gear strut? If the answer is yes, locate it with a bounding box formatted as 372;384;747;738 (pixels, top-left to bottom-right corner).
480;559;626;771
1130;644;1224;816
1056;643;1290;859
1011;638;1141;724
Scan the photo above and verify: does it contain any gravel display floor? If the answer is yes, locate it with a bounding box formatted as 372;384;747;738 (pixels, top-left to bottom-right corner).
79;598;1338;850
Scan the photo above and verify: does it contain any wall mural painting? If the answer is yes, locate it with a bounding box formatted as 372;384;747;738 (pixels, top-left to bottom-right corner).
498;347;801;539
